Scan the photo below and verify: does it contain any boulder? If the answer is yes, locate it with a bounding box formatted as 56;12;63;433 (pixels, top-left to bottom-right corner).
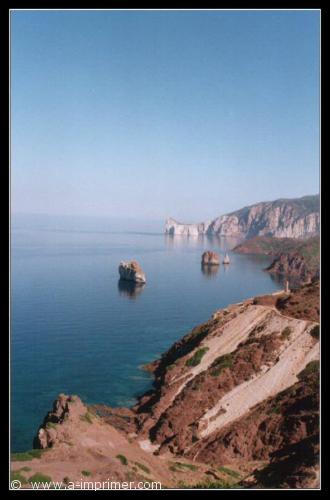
201;251;220;266
118;261;146;284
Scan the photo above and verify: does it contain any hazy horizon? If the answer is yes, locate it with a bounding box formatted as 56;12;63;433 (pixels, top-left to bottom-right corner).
11;10;320;221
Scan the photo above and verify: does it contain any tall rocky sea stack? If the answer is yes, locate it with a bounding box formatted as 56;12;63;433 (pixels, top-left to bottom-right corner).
165;195;319;239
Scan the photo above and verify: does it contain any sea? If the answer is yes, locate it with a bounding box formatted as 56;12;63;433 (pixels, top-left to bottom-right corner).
11;214;283;452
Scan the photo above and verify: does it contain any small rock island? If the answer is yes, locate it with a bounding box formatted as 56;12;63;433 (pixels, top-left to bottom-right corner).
201;251;220;266
118;260;146;284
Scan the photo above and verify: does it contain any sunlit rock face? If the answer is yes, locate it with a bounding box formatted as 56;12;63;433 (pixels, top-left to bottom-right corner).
165;195;320;239
118;261;146;284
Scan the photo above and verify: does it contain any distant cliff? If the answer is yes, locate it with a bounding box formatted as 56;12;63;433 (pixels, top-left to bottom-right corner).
165;195;320;239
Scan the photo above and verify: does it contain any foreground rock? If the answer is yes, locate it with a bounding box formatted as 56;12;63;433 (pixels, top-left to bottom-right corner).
201;251;220;266
118;261;146;284
165;195;319;239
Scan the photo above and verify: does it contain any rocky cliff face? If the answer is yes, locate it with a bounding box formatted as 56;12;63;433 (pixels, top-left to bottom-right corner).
165;195;319;239
233;235;320;284
266;253;318;284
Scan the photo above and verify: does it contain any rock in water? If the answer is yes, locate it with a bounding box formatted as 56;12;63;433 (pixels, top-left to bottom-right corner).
223;253;230;264
201;251;220;266
118;261;146;284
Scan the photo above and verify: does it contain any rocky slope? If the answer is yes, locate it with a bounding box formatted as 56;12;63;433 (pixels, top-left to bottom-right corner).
165;195;319;239
11;283;320;489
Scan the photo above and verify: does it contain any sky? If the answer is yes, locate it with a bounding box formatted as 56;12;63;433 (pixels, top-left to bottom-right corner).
11;9;320;222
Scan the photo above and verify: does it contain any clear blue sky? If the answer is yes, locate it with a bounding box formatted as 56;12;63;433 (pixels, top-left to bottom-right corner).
11;10;320;222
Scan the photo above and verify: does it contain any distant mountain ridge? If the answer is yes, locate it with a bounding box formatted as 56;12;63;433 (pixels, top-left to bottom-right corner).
165;195;320;239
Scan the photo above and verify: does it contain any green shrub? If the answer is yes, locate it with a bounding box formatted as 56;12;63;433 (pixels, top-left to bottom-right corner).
217;466;241;479
169;462;198;473
186;347;209;367
180;479;237;488
210;353;233;376
20;466;31;472
28;472;52;484
11;449;45;461
310;325;319;340
11;470;28;484
134;462;150;474
174;462;198;471
297;360;320;380
80;412;93;424
268;405;281;415
281;326;292;340
116;454;128;466
46;422;57;430
81;470;92;477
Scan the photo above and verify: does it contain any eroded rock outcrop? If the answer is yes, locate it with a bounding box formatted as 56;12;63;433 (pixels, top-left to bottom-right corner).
34;394;86;449
118;261;146;284
201;251;220;266
266;253;318;284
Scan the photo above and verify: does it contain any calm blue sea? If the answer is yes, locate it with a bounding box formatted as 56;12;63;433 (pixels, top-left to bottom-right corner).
11;216;283;452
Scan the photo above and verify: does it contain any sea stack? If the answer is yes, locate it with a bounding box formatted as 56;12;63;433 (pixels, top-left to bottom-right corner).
118;261;146;284
223;253;230;264
201;251;220;266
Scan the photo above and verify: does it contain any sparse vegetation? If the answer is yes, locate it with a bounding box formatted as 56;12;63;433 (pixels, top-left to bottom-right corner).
268;405;281;415
169;462;198;472
217;466;241;479
210;353;234;376
186;347;209;367
80;412;93;424
11;449;46;461
81;470;92;477
11;470;28;484
310;325;319;340
20;466;32;472
297;360;319;380
46;421;57;430
281;326;292;340
134;462;150;474
116;454;128;466
28;472;52;484
179;479;238;488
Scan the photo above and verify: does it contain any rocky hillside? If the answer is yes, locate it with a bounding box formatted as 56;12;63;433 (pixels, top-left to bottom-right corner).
11;282;320;489
165;195;319;239
234;236;319;284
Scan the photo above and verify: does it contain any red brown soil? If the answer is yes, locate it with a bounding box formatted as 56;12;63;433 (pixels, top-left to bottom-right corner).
276;281;319;322
186;368;319;470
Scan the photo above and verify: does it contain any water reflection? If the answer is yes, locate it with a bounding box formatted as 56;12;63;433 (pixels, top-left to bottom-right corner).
118;279;145;299
164;234;243;251
201;264;220;278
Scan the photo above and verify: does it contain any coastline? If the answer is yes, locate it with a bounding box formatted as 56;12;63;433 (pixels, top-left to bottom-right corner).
11;281;319;489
